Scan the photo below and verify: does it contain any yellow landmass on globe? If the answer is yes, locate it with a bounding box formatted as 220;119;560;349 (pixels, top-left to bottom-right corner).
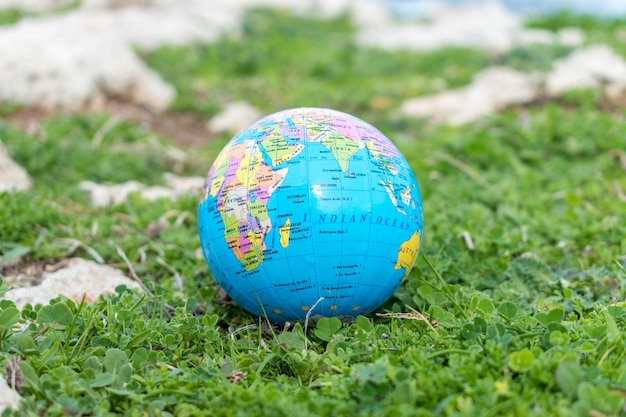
205;144;232;199
224;223;264;271
241;231;264;271
395;231;421;279
209;175;225;198
279;218;291;248
401;187;411;205
234;141;265;188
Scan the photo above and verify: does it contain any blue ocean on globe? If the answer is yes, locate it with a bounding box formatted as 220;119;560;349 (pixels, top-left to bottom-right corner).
198;108;423;323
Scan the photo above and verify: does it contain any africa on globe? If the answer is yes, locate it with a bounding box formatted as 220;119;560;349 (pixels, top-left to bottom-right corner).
198;107;423;323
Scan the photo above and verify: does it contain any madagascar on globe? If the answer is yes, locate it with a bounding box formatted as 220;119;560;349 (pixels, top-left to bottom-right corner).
198;107;423;323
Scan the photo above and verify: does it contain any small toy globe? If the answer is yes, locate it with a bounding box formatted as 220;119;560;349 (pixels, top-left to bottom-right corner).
198;108;423;323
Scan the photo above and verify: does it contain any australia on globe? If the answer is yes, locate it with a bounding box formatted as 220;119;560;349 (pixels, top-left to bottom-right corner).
198;107;423;323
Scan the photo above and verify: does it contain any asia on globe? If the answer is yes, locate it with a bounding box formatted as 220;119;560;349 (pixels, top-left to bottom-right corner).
198;107;423;323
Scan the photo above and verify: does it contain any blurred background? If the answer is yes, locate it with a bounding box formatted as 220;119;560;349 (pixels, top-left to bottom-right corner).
1;0;625;143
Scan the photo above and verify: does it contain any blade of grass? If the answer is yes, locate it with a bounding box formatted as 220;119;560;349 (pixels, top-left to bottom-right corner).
420;253;468;319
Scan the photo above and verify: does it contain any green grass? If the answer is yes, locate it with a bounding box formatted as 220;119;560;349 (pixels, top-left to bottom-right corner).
500;43;575;72
0;8;22;25
1;8;626;417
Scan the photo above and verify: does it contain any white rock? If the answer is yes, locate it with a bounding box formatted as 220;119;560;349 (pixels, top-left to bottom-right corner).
557;28;585;47
546;45;626;96
347;0;393;27
472;66;538;106
0;377;21;415
80;172;204;207
0;141;31;193
207;101;262;135
356;1;582;52
401;66;537;125
80;180;145;206
2;258;141;309
400;43;626;125
0;2;236;111
79;180;168;206
513;28;557;45
163;172;205;195
135;185;178;201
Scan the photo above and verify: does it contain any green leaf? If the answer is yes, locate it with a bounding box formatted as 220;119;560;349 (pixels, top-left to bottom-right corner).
497;302;519;320
90;373;116;388
352;356;389;385
83;357;102;373
103;348;129;374
130;347;148;367
15;333;35;351
607;305;625;318
0;244;31;264
419;286;448;306
473;316;488;332
535;309;564;327
476;299;495;315
0;277;10;297
508;349;535;372
487;323;506;339
576;382;596;404
103;348;132;388
105;387;135;396
582;324;606;340
579;342;594;353
575;382;624;413
0;306;20;329
314;317;342;342
604;309;622;343
430;305;457;327
548;330;568;346
18;361;41;392
278;329;305;350
469;296;479;311
37;302;74;327
555;362;583;398
460;323;480;340
355;315;374;332
486;322;513;348
126;329;151;350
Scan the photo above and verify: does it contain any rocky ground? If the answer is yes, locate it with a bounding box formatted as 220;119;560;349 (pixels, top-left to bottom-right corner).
1;0;625;411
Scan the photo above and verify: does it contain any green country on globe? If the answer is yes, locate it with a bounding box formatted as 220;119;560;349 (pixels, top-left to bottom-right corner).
198;107;423;323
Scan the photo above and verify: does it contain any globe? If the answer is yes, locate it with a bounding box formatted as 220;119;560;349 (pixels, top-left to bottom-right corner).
198;108;423;323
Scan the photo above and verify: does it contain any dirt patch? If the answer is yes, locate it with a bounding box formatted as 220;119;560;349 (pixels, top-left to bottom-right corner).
107;101;215;148
4;101;215;148
0;258;67;288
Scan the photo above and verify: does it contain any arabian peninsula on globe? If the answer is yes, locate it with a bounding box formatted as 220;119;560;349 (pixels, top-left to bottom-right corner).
198;108;423;323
